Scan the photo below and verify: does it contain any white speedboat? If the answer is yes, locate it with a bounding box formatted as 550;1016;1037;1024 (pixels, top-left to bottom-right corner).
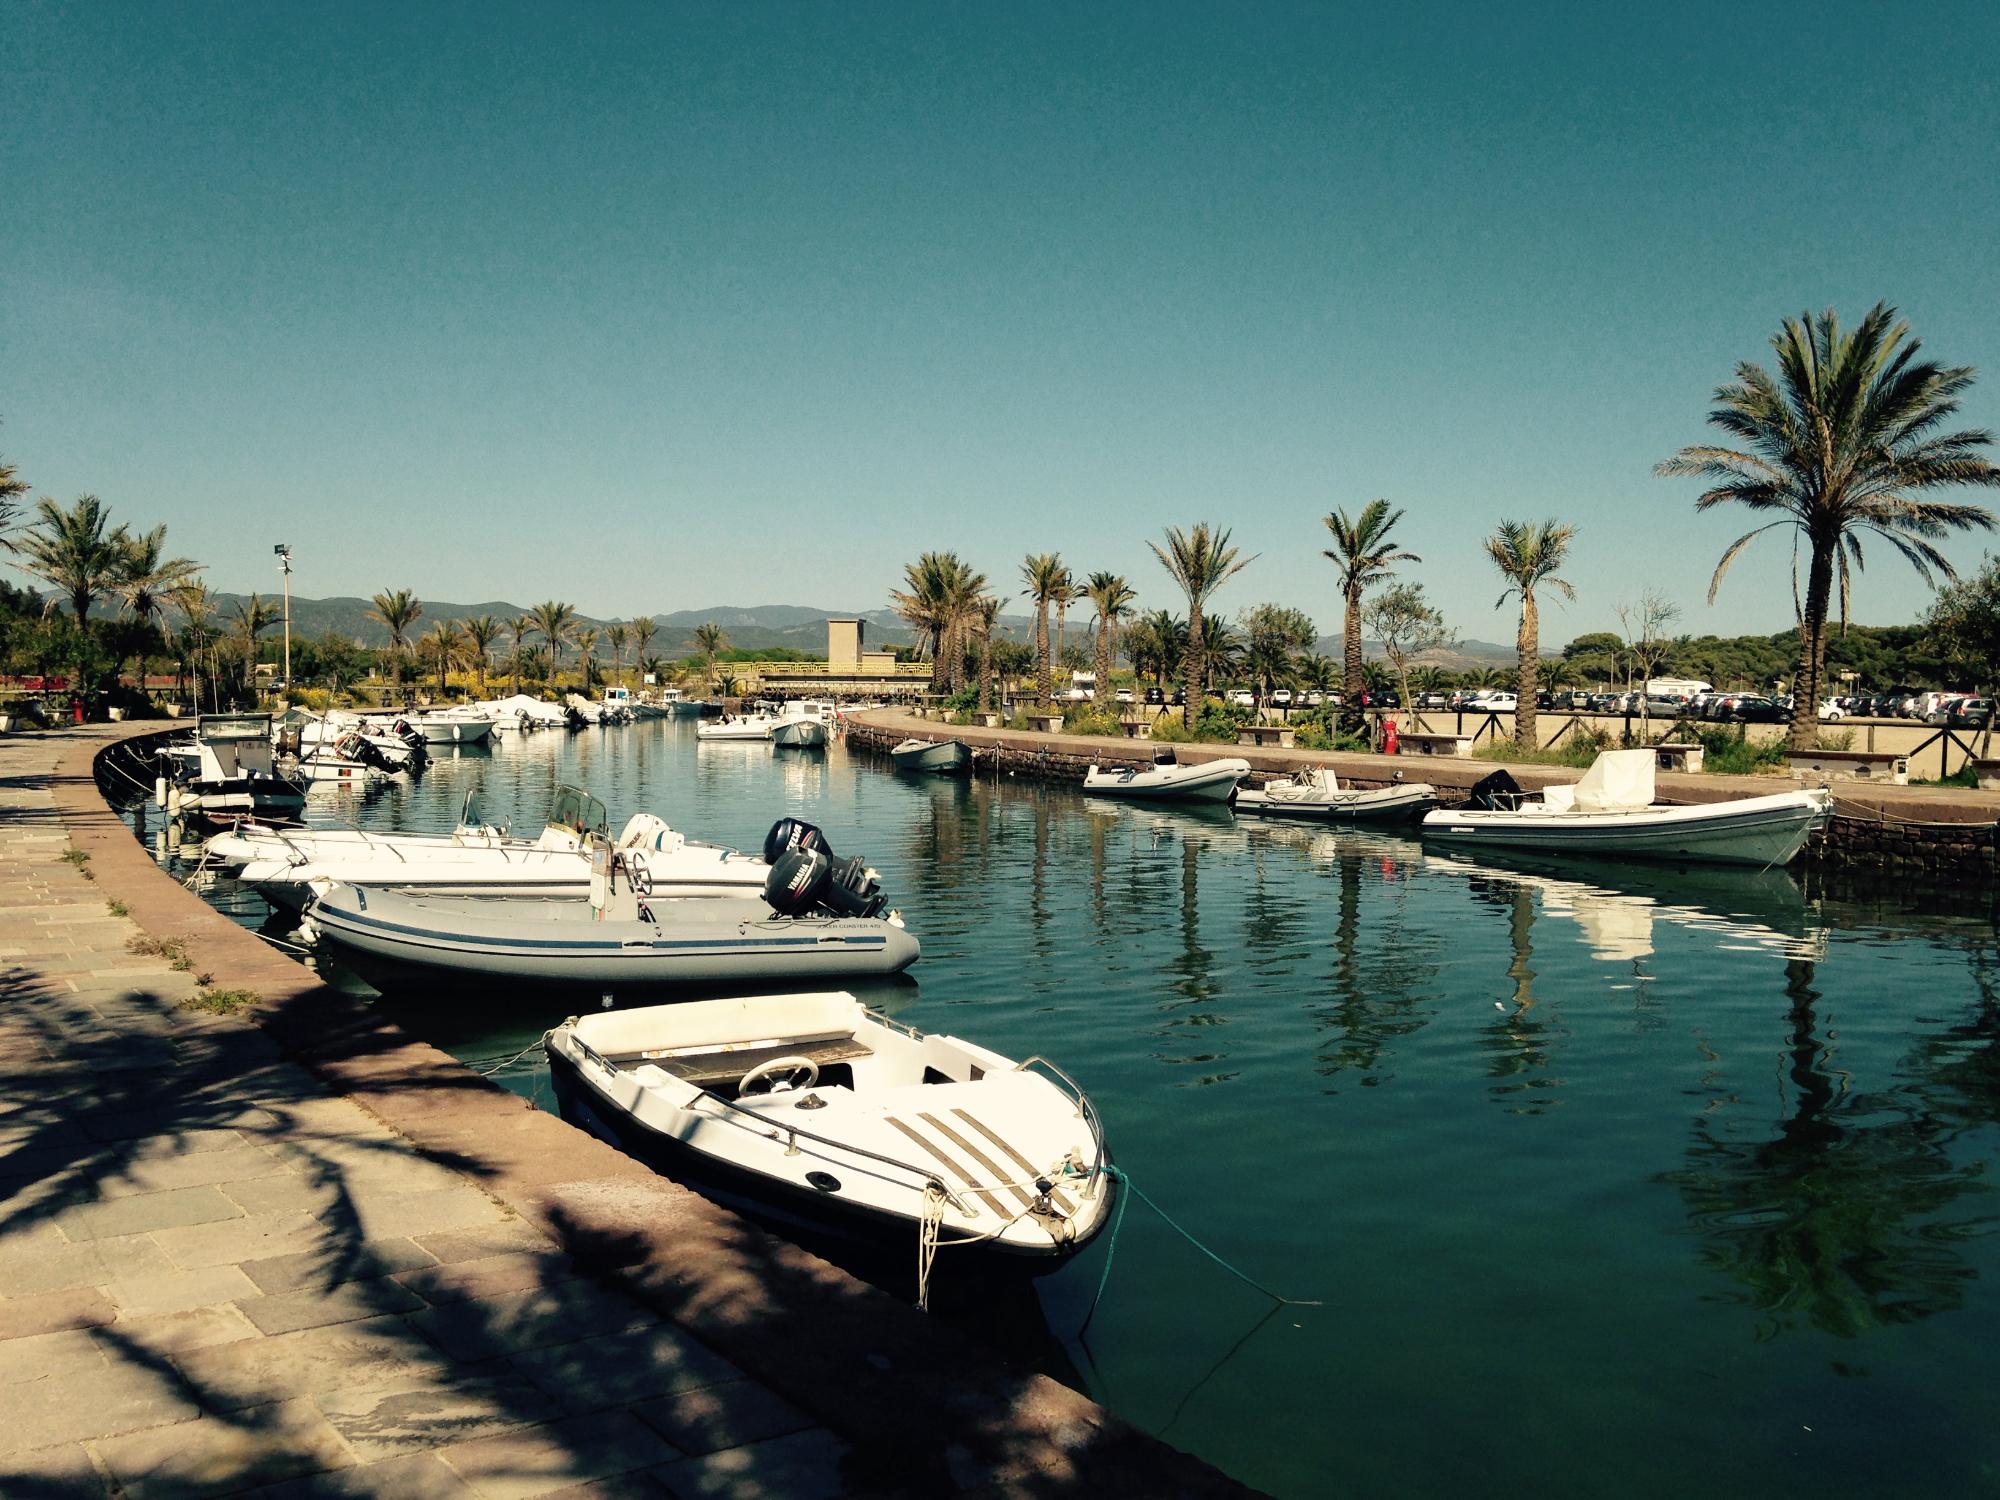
1082;749;1248;803
479;694;569;730
158;715;308;823
1419;749;1832;867
888;738;971;774
1234;766;1436;822
698;712;776;742
771;704;830;749
546;991;1113;1270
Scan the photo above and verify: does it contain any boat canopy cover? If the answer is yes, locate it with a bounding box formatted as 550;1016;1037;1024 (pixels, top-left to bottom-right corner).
1571;749;1655;811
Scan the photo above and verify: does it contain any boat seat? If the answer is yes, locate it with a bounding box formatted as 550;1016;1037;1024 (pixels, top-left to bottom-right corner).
650;1036;874;1089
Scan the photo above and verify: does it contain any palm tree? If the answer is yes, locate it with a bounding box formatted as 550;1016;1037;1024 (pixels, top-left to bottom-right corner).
461;615;500;696
1125;609;1186;692
529;601;577;681
1485;519;1576;749
1658;302;2000;748
230;594;280;701
171;581;218;711
367;588;424;699
605;623;629;688
0;455;27;533
892;551;987;692
508;615;533;696
116;525;201;692
632;615;658;669
940;559;989;694
974;595;1005;712
1084;572;1137;709
1324;500;1419;729
575;627;599;691
1149;524;1255;727
425;620;468;697
1199;614;1243;697
693;622;727;692
1020;553;1067;707
1298;652;1341;705
5;494;132;625
1052;569;1078;677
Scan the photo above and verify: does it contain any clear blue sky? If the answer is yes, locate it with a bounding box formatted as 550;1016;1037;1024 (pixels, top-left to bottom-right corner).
7;0;1999;646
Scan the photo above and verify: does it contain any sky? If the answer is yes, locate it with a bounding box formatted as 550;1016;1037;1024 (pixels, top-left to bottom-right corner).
6;0;2000;647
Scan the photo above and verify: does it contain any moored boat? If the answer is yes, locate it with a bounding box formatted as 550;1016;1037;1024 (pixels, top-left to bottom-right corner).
1082;749;1248;803
1419;749;1831;867
698;712;776;742
158;714;307;823
545;991;1113;1271
888;738;971;775
1234;766;1436;822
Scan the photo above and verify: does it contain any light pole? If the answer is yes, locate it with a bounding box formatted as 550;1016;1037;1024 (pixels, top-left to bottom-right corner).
274;545;293;699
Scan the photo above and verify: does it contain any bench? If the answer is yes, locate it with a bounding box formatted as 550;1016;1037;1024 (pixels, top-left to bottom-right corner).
1654;742;1705;774
1237;725;1296;749
1119;718;1153;739
977;712;1003;728
1026;714;1065;734
1785;748;1909;785
643;1036;875;1090
1399;731;1473;758
1973;759;2000;791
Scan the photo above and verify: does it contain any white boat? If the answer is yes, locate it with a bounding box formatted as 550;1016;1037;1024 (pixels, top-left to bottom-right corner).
158;715;308;822
479;694;570;730
546;991;1113;1270
1082;749;1249;803
360;708;496;746
1419;749;1832;867
698;712;776;742
770;703;830;749
210;785;769;912
1233;766;1436;822
888;738;971;774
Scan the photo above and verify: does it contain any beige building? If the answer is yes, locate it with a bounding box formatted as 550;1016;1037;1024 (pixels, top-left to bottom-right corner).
730;618;928;698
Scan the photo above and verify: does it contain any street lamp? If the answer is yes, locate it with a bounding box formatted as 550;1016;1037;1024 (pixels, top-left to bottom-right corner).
274;545;292;697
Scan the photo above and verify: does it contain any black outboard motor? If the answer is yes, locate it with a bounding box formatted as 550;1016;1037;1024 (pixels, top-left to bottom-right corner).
563;704;588;732
763;817;830;865
762;845;887;920
1467;767;1524;811
389;718;431;765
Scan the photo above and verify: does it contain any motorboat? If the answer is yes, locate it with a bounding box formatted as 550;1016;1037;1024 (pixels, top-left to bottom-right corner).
157;715;307;823
889;738;971;775
479;694;569;730
1082;749;1248;803
358;707;495;746
771;704;830;749
209;785;769;912
1233;766;1436;822
546;992;1113;1272
698;712;776;742
273;710;424;773
301;835;920;991
1419;749;1832;867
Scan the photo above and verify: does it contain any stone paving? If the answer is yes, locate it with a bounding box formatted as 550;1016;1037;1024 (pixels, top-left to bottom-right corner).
0;725;1256;1500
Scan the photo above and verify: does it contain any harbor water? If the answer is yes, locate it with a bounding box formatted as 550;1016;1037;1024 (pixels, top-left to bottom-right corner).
151;719;2000;1499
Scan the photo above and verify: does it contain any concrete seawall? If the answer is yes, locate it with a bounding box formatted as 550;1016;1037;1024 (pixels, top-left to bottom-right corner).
846;710;2000;886
0;722;1258;1498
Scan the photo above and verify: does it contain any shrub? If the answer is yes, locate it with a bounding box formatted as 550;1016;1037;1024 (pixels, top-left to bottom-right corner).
1062;707;1123;737
1191;701;1258;743
1817;729;1855;752
1691;725;1789;775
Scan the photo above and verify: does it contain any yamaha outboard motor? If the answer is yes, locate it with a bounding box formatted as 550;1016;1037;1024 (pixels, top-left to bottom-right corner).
563;704;588;732
762;817;830;865
389;718;431;767
1467;768;1523;811
762;844;888;920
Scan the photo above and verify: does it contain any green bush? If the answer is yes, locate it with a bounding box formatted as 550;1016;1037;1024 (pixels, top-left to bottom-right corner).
1062;707;1123;737
1191;701;1258;743
1691;725;1789;775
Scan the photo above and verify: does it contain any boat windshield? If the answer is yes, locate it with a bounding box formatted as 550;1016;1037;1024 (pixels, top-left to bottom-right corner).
547;783;608;837
198;714;272;742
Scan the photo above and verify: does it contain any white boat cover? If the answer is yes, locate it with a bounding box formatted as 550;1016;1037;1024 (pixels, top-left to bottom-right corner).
1549;749;1655;812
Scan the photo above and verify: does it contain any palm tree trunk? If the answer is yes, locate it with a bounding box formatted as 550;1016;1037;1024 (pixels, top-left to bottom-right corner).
1183;601;1204;728
1095;623;1112;710
1515;590;1539;750
1789;543;1834;751
1036;605;1051;707
1342;581;1364;730
930;626;946;692
978;631;994;712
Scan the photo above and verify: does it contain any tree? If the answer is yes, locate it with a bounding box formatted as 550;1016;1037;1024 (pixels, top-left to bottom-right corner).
1149;524;1254;727
1616;589;1682;736
1658;302;2000;749
1083;572;1136;709
508;615;533;696
1926;554;2000;690
1052;569;1078;672
1365;583;1457;713
115;525;200;690
693;622;727;692
1240;604;1316;709
974;595;1004;711
575;627;599;691
1323;500;1418;729
529;601;577;680
0;455;27;534
171;582;217;711
367;588;424;698
1125;610;1186;692
463;614;501;696
425;620;467;697
5;494;132;624
1020;553;1067;708
1484;519;1575;749
230;593;280;701
891;552;986;693
605;623;629;688
632;615;658;670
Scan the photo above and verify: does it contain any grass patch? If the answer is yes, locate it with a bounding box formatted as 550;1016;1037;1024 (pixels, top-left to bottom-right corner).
61;847;94;879
1912;765;1981;789
127;933;196;971
178;987;257;1016
105;899;128;918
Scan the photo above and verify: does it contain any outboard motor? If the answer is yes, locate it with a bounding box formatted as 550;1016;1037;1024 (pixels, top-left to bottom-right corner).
762;845;888;920
337;732;396;775
762;817;830;865
1467;768;1524;811
563;704;588;732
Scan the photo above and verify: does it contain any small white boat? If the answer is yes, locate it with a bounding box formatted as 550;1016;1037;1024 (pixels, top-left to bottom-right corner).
698;712;776;742
889;738;971;774
1234;766;1436;822
770;704;830;749
479;694;569;730
546;991;1113;1270
158;715;307;822
1082;749;1248;803
360;708;496;746
1420;749;1832;867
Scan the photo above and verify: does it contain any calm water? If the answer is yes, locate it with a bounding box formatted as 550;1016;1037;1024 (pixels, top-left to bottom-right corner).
147;720;2000;1499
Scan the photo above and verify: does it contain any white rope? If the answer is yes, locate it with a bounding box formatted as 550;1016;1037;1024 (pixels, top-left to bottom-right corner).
915;1183;947;1311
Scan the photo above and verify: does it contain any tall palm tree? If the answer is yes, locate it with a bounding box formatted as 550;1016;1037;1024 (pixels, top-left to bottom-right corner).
171;581;218;712
508;615;533;696
462;614;501;696
605;623;629;688
632;615;657;669
1149;524;1254;727
940;559;988;694
1658;302;2000;749
575;627;599;690
0;455;28;533
1485;519;1575;749
425;620;468;697
891;551;976;692
974;595;1005;711
693;622;727;692
230;594;280;701
1125;609;1186;692
116;525;201;691
1052;569;1078;676
367;588;424;699
1020;553;1068;707
1324;500;1419;728
529;601;577;681
5;494;132;624
1084;572;1136;709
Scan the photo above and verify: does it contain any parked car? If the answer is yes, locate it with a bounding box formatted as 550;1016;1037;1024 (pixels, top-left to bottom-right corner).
1476;692;1518;712
1143;686;1165;705
1228;689;1256;708
1417;690;1453;710
1271;689;1293;707
1946;697;1995;729
1817;697;1844;721
1115;687;1135;705
1720;694;1786;723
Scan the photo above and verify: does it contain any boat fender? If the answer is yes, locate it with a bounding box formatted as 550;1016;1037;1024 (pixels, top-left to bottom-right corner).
763;817;831;865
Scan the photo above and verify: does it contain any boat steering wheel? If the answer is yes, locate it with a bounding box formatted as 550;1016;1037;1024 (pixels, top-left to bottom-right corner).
738;1055;820;1095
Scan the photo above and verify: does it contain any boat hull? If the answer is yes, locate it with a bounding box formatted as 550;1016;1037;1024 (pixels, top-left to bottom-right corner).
1420;790;1830;867
889;739;971;775
770;720;829;749
1234;782;1436;822
1082;759;1249;803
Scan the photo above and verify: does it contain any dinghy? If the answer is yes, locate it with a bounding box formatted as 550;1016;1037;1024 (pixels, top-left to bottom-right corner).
1082;749;1249;803
889;738;971;774
1233;766;1436;822
545;991;1113;1270
1420;749;1831;867
698;712;776;742
770;705;830;749
301;834;919;991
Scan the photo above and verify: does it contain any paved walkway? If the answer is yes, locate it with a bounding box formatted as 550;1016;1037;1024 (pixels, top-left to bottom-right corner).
1;725;1252;1499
